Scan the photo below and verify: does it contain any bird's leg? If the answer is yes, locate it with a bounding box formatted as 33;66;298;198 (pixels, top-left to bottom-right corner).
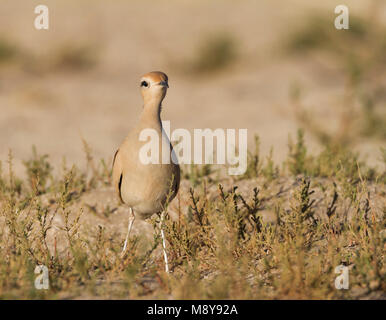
121;207;135;257
160;211;169;273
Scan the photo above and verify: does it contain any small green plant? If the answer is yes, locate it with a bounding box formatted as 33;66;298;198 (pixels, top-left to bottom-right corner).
286;129;308;176
23;146;53;195
287;14;331;53
380;147;386;167
53;44;97;71
261;147;279;182
289;178;316;224
183;164;213;187
0;37;17;64
242;135;261;179
5;150;23;197
287;14;371;54
360;95;386;140
191;32;237;74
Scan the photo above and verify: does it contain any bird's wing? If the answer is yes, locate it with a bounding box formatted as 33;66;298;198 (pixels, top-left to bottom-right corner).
112;149;124;203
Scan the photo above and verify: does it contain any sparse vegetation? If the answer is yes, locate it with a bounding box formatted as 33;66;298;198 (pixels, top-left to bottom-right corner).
190;32;237;74
53;44;98;71
182;163;214;187
0;136;384;299
0;37;17;64
0;37;98;73
23;146;53;195
287;9;386;147
287;14;371;54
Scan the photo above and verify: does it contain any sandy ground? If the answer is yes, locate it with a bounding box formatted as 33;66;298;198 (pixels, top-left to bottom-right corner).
0;0;385;176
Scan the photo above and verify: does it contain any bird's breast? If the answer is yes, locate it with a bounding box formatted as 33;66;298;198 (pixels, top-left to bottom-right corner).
119;126;180;217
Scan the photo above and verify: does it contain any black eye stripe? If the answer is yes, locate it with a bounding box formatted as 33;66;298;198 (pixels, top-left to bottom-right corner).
141;81;149;87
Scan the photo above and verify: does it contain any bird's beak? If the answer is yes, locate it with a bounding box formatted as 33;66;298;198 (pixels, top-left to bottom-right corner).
158;81;169;88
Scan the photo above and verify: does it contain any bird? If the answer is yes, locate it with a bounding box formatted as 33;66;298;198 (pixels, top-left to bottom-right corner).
112;71;180;273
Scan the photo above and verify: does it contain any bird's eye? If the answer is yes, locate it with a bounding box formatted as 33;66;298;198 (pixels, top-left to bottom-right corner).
140;81;149;87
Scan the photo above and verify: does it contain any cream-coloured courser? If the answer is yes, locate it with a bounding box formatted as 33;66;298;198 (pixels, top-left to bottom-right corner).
112;71;180;272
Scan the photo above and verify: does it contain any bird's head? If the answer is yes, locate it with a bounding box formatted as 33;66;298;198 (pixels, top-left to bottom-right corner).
140;71;169;106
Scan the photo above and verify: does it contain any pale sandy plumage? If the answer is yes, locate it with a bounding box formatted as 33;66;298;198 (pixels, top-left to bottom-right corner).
112;71;180;271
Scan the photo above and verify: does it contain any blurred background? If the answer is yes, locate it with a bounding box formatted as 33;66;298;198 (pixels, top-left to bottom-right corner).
0;0;385;175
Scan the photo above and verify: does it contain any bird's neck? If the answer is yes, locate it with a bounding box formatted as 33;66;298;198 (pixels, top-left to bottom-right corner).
140;98;162;126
